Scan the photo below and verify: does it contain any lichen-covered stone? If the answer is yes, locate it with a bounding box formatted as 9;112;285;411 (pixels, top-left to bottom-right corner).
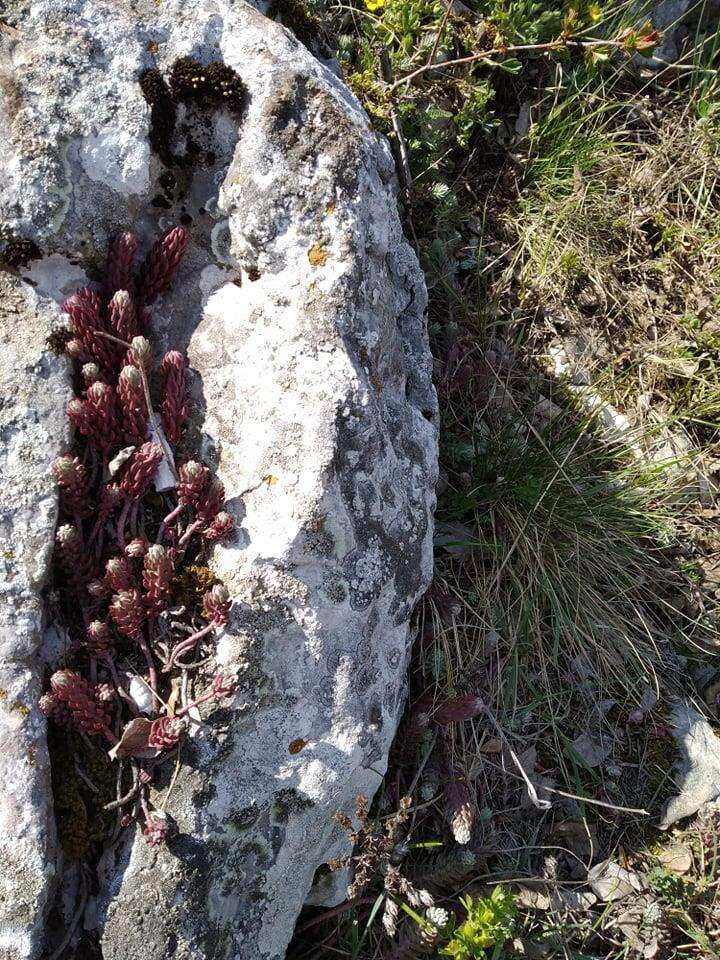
0;1;437;958
0;276;71;960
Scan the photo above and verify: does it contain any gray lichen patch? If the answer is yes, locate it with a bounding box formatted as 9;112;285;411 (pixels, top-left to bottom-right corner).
0;275;71;960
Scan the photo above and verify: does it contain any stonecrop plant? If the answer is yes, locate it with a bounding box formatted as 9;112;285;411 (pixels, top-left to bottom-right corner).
40;226;237;849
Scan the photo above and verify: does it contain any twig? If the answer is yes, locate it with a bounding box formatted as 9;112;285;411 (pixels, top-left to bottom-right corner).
96;330;178;481
105;763;141;811
425;0;454;71
295;896;376;934
379;50;413;196
160;748;183;812
543;786;649;816
389;37;627;92
479;701;552;811
74;758;99;793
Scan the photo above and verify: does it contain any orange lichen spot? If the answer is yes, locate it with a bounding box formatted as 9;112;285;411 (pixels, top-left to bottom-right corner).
289;738;308;754
307;243;329;267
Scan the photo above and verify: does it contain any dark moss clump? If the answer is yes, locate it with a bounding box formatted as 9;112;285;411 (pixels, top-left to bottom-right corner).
139;59;244;171
0;225;40;268
169;57;245;113
168;56;207;101
46;326;73;356
139;67;170;107
204;62;246;110
139;68;176;165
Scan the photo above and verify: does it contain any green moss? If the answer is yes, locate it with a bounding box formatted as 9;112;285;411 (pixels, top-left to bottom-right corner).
48;726;90;860
47;725;118;860
172;563;219;606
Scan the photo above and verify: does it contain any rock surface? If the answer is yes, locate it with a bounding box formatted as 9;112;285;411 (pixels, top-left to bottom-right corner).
0;1;438;957
0;277;71;960
645;0;720;65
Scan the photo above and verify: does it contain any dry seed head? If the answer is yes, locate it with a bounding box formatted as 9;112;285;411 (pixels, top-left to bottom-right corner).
203;583;231;625
110;588;145;638
119;364;142;389
82;363;102;386
125;538;149;558
87;578;109;599
129;336;152;373
87;620;113;654
65;338;86;361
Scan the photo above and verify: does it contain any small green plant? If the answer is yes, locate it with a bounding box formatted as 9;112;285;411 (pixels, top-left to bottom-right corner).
648;866;699;910
439;887;517;959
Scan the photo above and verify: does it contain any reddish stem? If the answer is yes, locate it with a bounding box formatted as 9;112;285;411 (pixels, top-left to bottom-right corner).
103;725;119;745
116;499;132;550
130;500;139;538
134;626;158;709
157;502;184;543
177;518;203;549
175;688;217;717
165;621;216;670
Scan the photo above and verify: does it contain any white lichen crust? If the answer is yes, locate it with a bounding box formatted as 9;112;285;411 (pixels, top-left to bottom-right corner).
0;278;71;960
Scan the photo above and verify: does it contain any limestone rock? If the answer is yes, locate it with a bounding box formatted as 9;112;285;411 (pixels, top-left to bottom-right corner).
0;1;437;957
643;0;720;65
0;276;71;960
